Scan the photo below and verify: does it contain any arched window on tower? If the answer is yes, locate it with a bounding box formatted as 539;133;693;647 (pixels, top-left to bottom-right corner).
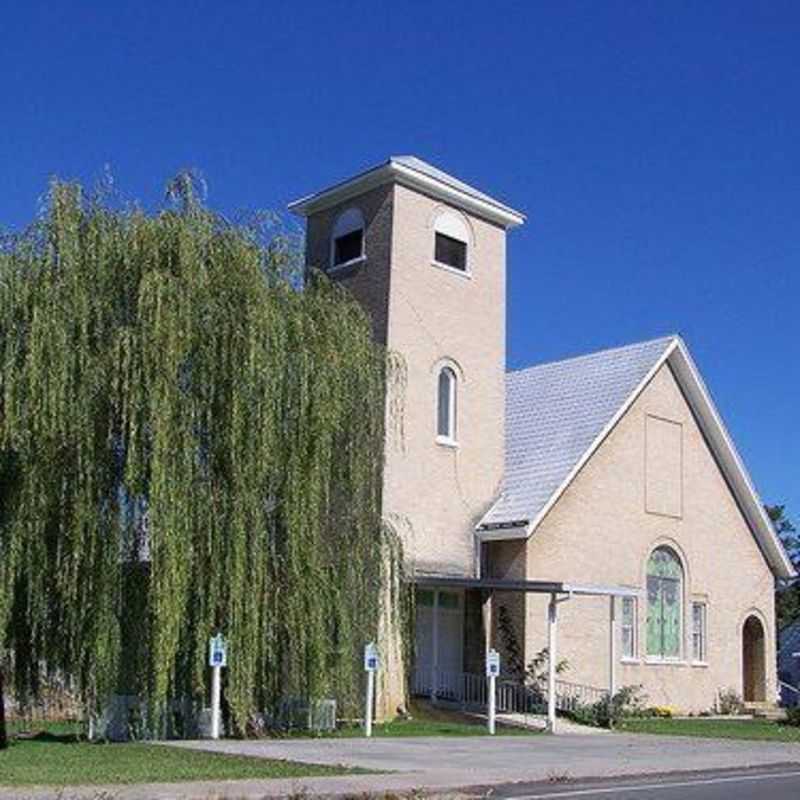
437;366;457;444
646;546;683;659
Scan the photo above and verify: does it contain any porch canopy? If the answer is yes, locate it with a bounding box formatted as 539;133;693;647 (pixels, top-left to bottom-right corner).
413;575;642;733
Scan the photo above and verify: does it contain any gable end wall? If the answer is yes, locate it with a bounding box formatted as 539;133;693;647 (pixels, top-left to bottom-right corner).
518;361;776;711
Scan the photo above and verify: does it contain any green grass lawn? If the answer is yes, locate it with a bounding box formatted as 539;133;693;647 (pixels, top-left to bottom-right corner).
288;700;539;738
617;717;800;742
0;701;531;787
0;731;353;788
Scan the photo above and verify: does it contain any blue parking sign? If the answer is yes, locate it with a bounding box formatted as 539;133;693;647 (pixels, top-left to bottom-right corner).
209;634;227;668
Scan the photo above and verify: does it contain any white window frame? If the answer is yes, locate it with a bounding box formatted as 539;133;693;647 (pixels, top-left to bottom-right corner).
432;211;471;278
329;208;366;271
436;366;458;446
621;596;638;661
691;601;708;664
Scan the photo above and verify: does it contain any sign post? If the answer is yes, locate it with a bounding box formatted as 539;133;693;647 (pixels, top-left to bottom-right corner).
364;642;380;737
208;634;227;740
486;648;500;735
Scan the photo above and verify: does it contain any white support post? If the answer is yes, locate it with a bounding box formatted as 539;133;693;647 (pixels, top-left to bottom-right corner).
547;594;558;734
210;663;222;740
609;596;617;700
482;590;493;657
365;669;375;737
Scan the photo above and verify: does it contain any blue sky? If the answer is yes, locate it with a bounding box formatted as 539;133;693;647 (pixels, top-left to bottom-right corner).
3;2;798;519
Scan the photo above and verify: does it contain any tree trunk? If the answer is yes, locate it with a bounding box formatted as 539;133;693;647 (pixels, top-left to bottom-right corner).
0;665;7;749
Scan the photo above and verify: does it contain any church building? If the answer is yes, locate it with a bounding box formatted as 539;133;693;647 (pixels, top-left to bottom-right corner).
289;157;794;720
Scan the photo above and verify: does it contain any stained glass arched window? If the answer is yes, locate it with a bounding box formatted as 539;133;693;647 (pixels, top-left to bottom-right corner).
646;546;683;659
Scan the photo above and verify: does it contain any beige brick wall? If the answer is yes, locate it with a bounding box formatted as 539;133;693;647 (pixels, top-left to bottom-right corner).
383;184;506;577
305;184;395;345
487;540;527;675
307;182;507;578
515;362;776;712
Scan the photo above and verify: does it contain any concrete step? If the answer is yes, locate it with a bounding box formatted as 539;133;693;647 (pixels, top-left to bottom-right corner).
745;702;787;721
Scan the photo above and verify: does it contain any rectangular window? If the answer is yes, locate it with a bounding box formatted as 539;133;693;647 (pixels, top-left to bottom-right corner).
692;602;707;662
434;232;467;271
621;597;637;659
333;229;363;266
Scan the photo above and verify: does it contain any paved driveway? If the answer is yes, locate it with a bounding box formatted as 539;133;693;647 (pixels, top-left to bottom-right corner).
173;732;800;791
8;734;800;799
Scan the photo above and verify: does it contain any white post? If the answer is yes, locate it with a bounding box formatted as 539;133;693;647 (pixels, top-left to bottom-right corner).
609;595;617;699
210;663;222;740
486;648;499;735
547;594;558;734
365;669;374;738
488;672;496;735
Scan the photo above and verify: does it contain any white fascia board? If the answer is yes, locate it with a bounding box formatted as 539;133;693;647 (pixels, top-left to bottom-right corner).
475;524;530;542
288;163;394;216
390;161;526;228
669;339;796;580
524;338;680;538
562;583;644;599
289;160;526;229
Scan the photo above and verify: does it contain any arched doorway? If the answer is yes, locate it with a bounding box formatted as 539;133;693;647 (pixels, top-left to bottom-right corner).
742;615;766;702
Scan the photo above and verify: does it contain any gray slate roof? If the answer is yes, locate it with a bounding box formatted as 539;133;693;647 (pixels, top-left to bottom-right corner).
480;336;676;529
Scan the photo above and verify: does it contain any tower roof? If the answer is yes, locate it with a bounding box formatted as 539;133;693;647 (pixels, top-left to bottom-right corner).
288;155;525;229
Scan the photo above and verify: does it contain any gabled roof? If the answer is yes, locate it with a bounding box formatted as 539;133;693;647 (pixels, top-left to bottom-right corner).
478;335;795;580
288;155;525;229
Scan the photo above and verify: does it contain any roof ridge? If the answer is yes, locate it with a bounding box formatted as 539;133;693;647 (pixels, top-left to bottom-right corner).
506;334;679;376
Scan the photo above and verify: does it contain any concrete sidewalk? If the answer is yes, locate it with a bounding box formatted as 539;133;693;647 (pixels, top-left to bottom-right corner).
3;733;800;799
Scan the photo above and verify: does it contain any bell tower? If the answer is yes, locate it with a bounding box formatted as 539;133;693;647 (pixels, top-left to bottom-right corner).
290;156;524;580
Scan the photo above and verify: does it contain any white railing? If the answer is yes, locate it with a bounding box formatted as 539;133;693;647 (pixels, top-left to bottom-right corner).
410;667;607;715
411;667;488;706
554;678;609;711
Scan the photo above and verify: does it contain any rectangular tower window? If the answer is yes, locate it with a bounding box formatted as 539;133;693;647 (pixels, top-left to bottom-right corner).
333;229;364;267
435;232;467;271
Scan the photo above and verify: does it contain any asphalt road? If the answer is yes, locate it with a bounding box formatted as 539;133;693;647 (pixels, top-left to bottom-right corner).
484;766;800;799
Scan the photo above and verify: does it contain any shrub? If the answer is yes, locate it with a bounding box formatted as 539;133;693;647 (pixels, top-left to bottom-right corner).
715;688;745;716
644;705;673;718
784;707;800;727
526;647;570;693
565;685;645;729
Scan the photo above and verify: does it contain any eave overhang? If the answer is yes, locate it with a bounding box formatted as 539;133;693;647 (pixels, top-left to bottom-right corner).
413;574;642;598
288;158;526;229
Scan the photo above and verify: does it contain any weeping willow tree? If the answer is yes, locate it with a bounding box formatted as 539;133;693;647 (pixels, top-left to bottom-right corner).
0;176;407;743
